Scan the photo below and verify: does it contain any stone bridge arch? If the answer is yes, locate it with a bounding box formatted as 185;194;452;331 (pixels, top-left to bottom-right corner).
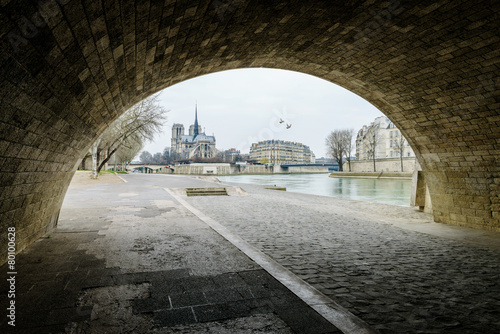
0;0;499;262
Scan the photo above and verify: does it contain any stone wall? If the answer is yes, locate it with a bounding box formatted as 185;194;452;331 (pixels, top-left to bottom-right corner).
174;164;274;175
278;166;331;174
344;158;417;173
174;164;234;175
411;170;433;214
173;164;331;175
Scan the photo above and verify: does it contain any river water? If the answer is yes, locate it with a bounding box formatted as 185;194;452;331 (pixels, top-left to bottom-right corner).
218;173;412;206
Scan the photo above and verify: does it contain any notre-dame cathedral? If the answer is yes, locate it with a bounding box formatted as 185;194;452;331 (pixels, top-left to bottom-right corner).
171;106;216;159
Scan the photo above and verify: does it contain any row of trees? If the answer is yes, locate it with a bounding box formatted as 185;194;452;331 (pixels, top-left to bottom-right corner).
326;125;408;172
89;94;168;177
139;148;179;165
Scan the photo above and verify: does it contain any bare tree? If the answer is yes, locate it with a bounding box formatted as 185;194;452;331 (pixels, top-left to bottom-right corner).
139;151;153;164
343;128;355;172
367;124;379;172
393;132;407;172
325;129;351;171
111;137;143;171
91;94;168;178
162;147;172;164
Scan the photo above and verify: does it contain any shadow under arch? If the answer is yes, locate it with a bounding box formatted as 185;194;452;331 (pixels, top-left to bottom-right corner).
0;0;498;263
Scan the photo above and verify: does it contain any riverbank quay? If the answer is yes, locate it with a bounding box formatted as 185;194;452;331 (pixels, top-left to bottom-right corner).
329;171;412;180
173;163;333;175
129;163;335;175
0;173;343;333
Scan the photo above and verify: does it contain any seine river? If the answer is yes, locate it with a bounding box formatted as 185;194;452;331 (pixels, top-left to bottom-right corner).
218;173;412;206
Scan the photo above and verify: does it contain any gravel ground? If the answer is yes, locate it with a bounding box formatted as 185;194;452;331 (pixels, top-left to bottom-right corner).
69;170;125;187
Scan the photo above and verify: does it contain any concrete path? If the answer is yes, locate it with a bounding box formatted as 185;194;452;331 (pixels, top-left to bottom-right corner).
0;173;341;333
1;173;499;333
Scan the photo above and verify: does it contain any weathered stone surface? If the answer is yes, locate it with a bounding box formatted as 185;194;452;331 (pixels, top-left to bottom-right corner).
0;0;499;263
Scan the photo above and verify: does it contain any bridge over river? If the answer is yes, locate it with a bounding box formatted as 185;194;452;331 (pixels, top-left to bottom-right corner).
122;163;340;174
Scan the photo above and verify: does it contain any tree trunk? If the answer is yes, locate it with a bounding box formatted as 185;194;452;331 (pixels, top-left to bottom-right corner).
91;138;101;179
373;156;376;172
97;147;119;174
400;154;404;172
338;157;343;171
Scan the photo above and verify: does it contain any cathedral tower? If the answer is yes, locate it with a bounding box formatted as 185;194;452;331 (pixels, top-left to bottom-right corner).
189;105;202;136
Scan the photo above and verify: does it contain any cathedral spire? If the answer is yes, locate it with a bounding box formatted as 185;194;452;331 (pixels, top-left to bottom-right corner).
193;104;199;137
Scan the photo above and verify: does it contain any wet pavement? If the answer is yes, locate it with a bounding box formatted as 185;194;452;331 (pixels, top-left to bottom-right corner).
1;173;500;333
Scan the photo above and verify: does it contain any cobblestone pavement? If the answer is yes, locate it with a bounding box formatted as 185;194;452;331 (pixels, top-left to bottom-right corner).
186;179;500;334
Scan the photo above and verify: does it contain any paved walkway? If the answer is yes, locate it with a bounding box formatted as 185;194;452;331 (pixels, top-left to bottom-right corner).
0;173;340;333
2;173;500;333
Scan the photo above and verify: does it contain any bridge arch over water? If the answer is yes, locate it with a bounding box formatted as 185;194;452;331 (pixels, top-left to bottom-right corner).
0;0;498;261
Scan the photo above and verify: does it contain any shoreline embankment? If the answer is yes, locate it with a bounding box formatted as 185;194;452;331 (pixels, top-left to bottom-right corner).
329;171;412;180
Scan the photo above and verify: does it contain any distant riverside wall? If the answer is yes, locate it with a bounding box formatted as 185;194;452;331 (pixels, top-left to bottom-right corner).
330;171;412;179
343;157;417;173
171;163;331;175
285;166;331;173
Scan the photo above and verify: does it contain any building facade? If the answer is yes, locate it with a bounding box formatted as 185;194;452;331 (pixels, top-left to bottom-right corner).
222;148;241;162
171;106;216;159
249;140;315;165
356;116;415;161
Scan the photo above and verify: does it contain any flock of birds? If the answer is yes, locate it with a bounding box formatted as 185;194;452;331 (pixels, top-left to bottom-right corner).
279;118;292;129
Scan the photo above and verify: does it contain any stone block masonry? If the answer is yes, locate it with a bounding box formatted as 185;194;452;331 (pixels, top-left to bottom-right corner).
172;164;331;175
0;0;499;264
344;158;417;173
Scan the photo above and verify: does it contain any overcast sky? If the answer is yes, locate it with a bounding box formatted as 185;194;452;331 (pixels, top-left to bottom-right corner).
141;68;383;159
